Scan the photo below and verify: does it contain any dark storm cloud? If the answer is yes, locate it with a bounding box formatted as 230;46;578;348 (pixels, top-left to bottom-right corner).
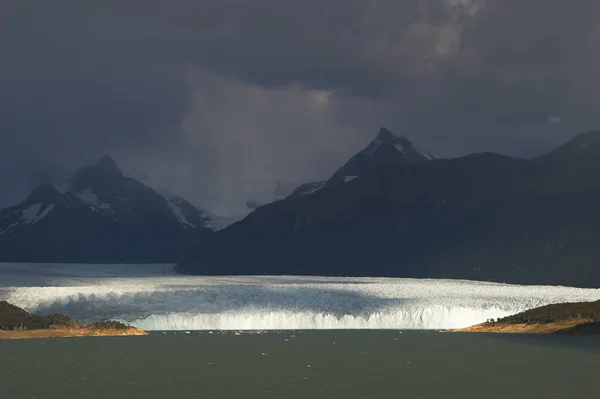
0;1;193;204
127;0;600;155
114;0;600;121
1;2;188;159
1;0;599;212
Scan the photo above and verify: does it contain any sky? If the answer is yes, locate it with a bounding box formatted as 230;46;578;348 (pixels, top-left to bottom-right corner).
1;0;599;215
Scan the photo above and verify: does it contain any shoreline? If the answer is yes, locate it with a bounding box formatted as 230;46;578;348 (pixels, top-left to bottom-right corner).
454;319;598;334
455;300;600;334
1;300;147;339
452;301;600;335
0;326;147;339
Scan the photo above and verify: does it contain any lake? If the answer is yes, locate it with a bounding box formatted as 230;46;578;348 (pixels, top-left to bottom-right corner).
1;331;599;399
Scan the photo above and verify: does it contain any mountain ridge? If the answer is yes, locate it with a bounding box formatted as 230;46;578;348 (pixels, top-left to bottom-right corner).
178;129;600;288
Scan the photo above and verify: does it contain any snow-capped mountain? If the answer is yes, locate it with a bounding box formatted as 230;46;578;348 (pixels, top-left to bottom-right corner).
289;127;434;198
0;156;215;263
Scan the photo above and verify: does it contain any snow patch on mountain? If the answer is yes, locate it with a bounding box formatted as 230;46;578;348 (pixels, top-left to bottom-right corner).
201;212;243;232
54;183;70;195
165;198;196;229
155;189;237;231
288;181;327;198
116;162;238;231
304;182;326;194
344;175;358;183
76;189;113;214
413;144;436;160
20;203;54;224
0;203;55;235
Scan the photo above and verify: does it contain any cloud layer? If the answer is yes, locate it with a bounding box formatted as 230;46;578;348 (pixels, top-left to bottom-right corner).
1;0;599;214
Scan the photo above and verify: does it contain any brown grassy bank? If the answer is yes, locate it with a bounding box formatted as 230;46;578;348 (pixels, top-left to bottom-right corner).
0;301;147;339
455;300;600;335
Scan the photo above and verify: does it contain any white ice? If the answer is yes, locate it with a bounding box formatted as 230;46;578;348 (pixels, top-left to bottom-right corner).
1;263;599;331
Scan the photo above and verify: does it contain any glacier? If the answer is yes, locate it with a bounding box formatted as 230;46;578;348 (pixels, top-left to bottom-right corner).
1;263;600;331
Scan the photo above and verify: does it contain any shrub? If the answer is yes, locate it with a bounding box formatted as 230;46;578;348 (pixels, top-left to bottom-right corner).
85;321;131;330
497;300;600;324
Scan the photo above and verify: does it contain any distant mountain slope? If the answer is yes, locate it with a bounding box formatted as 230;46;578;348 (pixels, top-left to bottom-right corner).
178;129;600;288
326;127;433;186
0;156;214;263
289;127;434;198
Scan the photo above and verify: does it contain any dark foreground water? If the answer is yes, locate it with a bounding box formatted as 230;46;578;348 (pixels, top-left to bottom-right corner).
1;331;599;399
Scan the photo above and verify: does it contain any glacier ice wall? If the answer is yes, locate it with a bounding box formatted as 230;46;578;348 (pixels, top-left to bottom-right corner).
1;263;600;331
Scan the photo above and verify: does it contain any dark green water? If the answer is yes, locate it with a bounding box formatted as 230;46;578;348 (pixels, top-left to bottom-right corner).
1;331;599;399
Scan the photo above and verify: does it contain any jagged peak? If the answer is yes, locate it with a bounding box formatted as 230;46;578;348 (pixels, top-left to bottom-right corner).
374;127;412;145
68;155;123;193
357;127;434;162
76;155;122;178
26;182;61;200
93;156;122;177
376;127;397;141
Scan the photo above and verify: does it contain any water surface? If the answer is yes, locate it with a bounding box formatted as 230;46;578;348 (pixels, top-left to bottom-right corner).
1;331;599;398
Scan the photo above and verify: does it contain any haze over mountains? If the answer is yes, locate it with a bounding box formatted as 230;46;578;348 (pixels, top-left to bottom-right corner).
0;156;215;262
2;127;600;287
178;128;600;288
0;128;437;263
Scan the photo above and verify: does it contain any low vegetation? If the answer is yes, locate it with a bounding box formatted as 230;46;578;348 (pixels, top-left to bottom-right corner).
0;300;145;338
84;320;130;330
0;301;79;330
458;300;600;334
493;300;600;324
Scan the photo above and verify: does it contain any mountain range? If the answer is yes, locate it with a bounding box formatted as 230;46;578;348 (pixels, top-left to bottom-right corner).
178;128;600;288
4;126;600;288
0;156;215;263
